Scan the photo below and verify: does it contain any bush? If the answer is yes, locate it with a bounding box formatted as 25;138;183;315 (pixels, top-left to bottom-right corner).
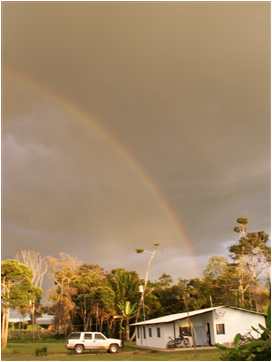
34;347;48;357
217;325;271;361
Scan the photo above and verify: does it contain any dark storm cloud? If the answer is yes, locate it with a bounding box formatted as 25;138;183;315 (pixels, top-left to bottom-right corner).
2;2;270;278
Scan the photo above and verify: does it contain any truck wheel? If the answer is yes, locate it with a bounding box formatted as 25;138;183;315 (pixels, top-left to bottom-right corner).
108;344;119;353
75;344;84;354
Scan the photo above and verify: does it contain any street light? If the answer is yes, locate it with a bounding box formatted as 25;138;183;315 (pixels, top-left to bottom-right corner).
135;242;159;321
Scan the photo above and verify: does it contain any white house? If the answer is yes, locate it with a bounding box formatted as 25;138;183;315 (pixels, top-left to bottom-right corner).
9;309;55;329
131;306;266;349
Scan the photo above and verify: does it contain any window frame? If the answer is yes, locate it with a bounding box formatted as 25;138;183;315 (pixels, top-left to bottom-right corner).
216;323;225;335
143;326;146;339
157;327;161;338
179;326;192;337
94;332;106;340
148;327;152;337
69;332;81;339
84;333;93;340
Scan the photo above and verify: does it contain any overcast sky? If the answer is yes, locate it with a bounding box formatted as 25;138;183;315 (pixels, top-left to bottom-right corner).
2;2;270;280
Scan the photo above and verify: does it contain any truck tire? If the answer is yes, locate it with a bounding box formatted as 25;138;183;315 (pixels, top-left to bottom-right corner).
75;344;84;354
108;344;119;353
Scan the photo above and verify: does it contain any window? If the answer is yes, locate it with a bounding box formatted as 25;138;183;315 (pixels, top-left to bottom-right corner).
216;324;225;335
179;326;192;336
148;327;152;337
157;327;161;338
94;333;106;340
143;327;146;339
69;333;81;339
137;327;140;339
84;333;93;339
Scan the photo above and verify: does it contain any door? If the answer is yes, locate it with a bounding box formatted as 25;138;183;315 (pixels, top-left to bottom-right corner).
93;332;107;349
207;323;212;345
194;325;208;346
83;333;93;349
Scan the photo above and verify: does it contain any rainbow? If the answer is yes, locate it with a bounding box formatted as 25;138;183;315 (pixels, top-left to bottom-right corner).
4;66;198;272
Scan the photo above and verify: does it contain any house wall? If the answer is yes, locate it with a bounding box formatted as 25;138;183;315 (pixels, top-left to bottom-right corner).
135;314;216;348
173;312;215;346
193;312;215;345
135;308;266;349
212;308;266;345
135;323;175;349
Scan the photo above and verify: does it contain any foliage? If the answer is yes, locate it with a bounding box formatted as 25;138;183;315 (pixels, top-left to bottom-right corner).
1;259;36;348
230;220;271;310
217;325;271;361
35;346;48;356
117;301;137;340
71;264;115;332
1;260;34;308
204;257;228;280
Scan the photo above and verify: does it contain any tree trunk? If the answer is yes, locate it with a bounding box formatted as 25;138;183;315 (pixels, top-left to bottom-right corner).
238;281;245;307
1;279;10;349
100;317;104;332
119;319;123;340
125;318;130;341
1;305;9;349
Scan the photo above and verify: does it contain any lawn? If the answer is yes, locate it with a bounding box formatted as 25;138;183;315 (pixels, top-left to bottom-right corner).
2;341;221;361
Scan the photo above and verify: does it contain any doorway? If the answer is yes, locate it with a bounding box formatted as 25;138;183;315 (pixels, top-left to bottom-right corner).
207;323;212;345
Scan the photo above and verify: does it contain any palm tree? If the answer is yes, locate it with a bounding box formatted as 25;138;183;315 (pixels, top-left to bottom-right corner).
108;269;140;305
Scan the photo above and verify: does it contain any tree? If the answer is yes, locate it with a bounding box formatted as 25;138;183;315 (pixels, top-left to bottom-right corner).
48;253;80;335
204;256;229;280
231;218;271;309
157;273;173;288
203;256;240;307
16;249;48;339
107;268;140;339
117;301;137;341
72;264;114;332
108;269;140;307
1;259;35;348
16;249;48;289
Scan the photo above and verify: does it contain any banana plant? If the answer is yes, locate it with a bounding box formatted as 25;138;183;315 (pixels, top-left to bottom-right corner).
117;300;137;341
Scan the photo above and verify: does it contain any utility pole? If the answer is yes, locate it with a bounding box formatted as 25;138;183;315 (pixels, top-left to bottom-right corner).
136;242;159;321
209;295;213;307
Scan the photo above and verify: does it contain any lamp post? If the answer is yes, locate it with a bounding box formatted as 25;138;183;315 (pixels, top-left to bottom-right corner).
136;242;159;321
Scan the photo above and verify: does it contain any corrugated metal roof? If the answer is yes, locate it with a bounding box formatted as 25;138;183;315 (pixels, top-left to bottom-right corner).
131;306;265;326
9;310;55;324
9;310;31;323
36;314;55;325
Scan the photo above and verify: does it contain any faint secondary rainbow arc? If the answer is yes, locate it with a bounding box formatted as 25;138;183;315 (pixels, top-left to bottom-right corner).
5;67;198;271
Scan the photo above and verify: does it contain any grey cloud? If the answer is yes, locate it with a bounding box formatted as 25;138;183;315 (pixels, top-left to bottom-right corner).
2;3;270;280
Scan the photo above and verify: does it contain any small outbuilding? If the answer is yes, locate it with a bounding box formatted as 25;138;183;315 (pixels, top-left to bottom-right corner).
9;310;55;330
131;306;266;349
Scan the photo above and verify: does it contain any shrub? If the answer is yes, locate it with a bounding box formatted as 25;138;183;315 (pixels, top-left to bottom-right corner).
35;346;48;357
217;325;271;361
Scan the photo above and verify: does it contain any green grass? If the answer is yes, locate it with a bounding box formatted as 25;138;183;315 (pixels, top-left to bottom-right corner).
2;341;220;361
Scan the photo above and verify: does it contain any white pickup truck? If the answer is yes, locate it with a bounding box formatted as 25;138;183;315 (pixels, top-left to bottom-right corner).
66;332;122;354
